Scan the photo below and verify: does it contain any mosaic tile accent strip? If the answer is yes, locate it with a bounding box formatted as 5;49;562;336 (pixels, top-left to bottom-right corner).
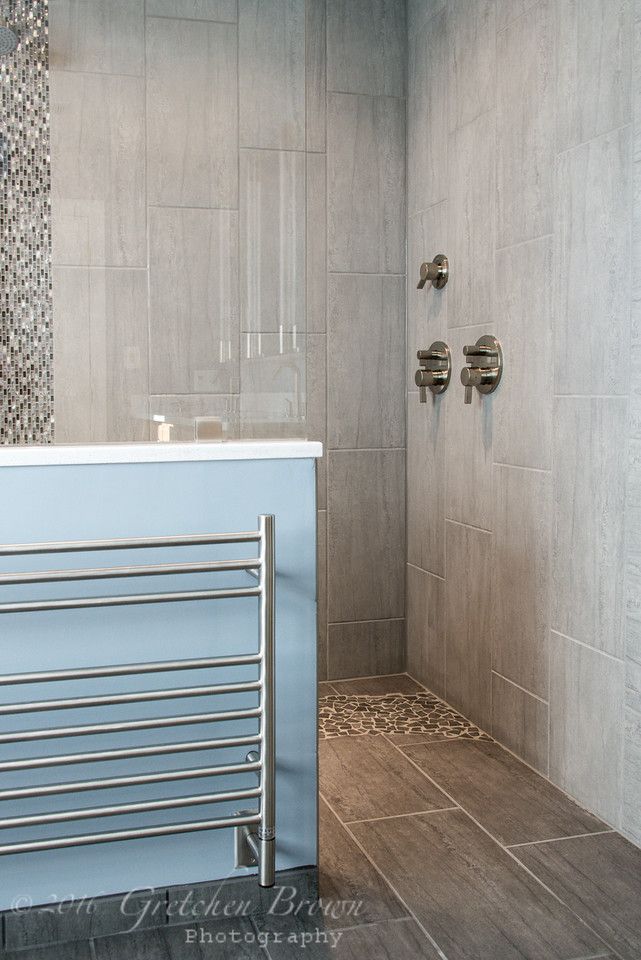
0;0;53;443
319;692;493;742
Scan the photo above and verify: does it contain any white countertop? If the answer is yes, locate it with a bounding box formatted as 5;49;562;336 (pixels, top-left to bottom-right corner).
0;440;323;468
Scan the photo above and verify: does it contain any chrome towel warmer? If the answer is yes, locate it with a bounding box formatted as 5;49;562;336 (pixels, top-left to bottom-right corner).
0;515;276;888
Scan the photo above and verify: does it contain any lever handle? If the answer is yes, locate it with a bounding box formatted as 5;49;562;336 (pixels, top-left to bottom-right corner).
414;340;451;399
460;335;503;404
417;254;449;291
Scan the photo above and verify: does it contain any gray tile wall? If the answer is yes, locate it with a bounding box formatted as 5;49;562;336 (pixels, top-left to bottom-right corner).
406;0;639;836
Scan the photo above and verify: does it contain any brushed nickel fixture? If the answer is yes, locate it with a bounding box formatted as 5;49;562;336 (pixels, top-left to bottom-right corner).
415;341;451;401
417;254;449;290
460;335;503;404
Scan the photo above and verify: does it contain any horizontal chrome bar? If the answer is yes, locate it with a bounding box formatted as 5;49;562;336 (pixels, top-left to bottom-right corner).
0;531;261;557
0;760;262;802
0;813;262;857
0;787;262;830
0;558;261;586
0;680;261;715
0;708;261;744
0;654;261;687
0;734;260;772
0;585;261;615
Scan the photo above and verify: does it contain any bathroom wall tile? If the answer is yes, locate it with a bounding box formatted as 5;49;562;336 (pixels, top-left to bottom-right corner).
146;18;237;208
496;1;554;247
317;510;328;681
146;0;237;20
556;0;631;153
327;93;405;274
549;631;624;827
555;127;631;395
445;520;492;732
327;450;405;622
50;71;145;267
495;238;553;470
149;207;239;394
623;707;641;845
306;153;327;334
407;1;447;213
447;0;495;132
306;334;327;508
552;398;627;658
239;0;305;150
239;332;305;436
626;504;641;713
495;0;537;32
407;395;446;578
149;394;239;441
327;274;405;449
445;325;495;531
406;564;446;698
448;113;495;329
635;0;641;122
306;0;326;152
634;129;641;301
327;619;405;679
240;149;305;334
53;267;148;443
492;465;551;700
491;672;549;775
407;203;448;391
326;0;405;97
49;0;144;75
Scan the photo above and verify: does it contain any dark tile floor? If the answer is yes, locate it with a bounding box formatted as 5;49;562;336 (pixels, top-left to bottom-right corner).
2;673;640;959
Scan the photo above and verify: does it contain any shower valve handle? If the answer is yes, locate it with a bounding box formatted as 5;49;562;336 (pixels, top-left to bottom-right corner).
414;342;451;402
461;336;503;404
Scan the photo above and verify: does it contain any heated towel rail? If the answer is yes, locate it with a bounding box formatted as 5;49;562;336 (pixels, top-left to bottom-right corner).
0;514;276;887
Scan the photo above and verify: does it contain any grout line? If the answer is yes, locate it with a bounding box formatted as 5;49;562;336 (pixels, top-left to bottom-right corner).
406;561;445;581
327;270;405;277
444;517;493;535
506;830;617;849
326;446;406;453
491;670;549;705
556;120;632;158
494;232;554;253
492;462;551;475
328;618;405;628
344;807;459;825
550;630;625;665
326;88;406;102
320;793;450;960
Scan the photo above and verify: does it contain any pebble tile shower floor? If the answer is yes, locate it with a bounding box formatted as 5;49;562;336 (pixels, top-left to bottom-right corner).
1;674;640;959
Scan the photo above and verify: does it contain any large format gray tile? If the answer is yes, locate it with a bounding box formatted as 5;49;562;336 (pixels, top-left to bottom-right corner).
240;149;305;334
318;509;328;680
402;739;606;845
327;620;405;680
49;0;144;75
320;735;450;821
495;0;538;32
448;113;495;328
445;325;495;530
326;0;405;97
406;203;448;392
239;332;305;436
445;520;492;733
239;0;305;150
306;152;327;333
307;335;327;507
149;207;239;394
3;941;94;960
146;18;237;208
328;275;405;449
407;398;446;578
267;918;442;960
556;0;632;153
549;631;624;827
53;267;148;443
447;0;495;132
306;0;326;152
146;0;237;19
491;672;549;775
496;1;554;247
406;565;446;699
555;127;631;396
327;93;405;274
623;707;641;845
350;809;604;960
331;674;424;696
513;832;641;960
327;450;405;623
407;1;447;213
50;71;145;268
552;398;627;657
495;238;553;469
492;464;550;700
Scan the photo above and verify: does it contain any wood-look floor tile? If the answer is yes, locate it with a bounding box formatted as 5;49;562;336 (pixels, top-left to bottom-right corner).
93;917;263;958
350;810;604;960
512;833;641;960
401;739;606;845
330;675;424;696
3;941;94;960
266;917;442;959
320;735;451;822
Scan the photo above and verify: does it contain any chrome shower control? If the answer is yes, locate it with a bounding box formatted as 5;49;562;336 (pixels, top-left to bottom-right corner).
417;254;449;290
415;341;451;402
460;335;503;404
